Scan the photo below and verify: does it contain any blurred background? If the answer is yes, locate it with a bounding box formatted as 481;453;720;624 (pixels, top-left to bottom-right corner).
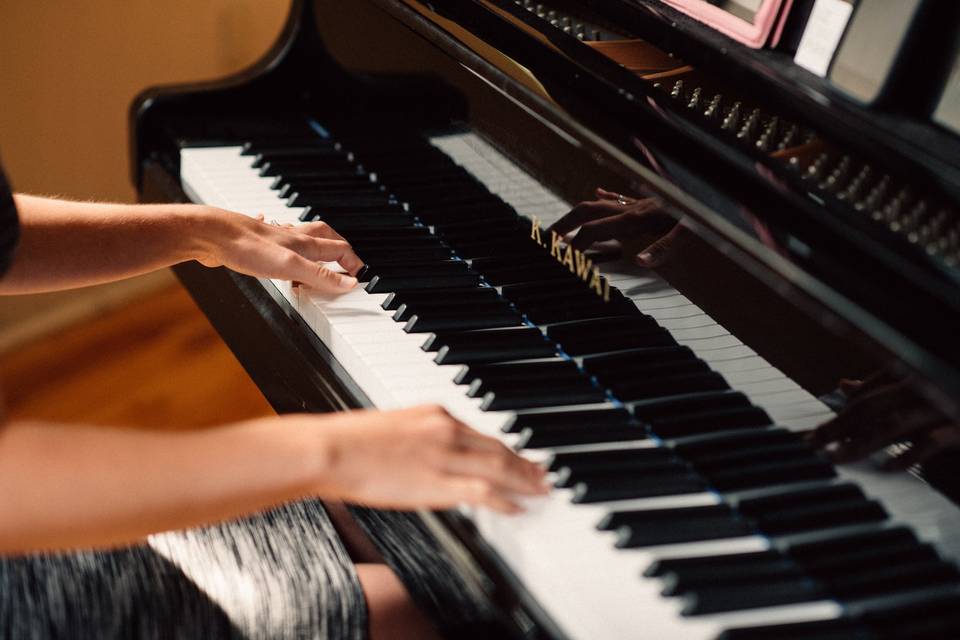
0;1;291;427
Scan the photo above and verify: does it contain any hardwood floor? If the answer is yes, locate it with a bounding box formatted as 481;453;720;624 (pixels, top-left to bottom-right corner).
0;283;274;429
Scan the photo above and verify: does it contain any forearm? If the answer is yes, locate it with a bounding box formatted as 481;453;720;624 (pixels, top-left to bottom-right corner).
0;195;209;294
0;417;327;553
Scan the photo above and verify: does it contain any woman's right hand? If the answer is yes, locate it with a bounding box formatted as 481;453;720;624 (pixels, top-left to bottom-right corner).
305;405;550;514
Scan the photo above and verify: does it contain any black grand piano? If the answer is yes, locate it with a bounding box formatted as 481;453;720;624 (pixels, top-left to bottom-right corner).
131;1;960;637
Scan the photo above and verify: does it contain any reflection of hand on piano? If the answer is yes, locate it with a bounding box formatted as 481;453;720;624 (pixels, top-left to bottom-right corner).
807;372;960;469
550;187;685;266
313;404;549;514
194;208;363;293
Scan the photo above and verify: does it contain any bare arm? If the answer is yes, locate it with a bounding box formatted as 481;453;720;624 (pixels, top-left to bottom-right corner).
1;195;363;294
0;407;547;554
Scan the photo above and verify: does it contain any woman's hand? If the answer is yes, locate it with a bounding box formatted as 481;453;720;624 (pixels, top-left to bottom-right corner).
309;405;549;514
192;207;364;293
551;188;684;267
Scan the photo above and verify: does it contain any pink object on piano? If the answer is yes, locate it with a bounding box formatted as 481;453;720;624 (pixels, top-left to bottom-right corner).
657;0;795;49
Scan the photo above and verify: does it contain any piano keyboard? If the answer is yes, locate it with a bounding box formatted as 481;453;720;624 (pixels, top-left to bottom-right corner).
180;126;960;640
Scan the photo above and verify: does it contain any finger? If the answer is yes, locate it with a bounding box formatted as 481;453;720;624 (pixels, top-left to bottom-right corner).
287;237;364;275
297;221;347;242
595;187;634;204
550;200;625;237
636;223;684;267
445;478;524;514
570;212;636;251
280;251;358;293
442;448;547;495
884;425;960;470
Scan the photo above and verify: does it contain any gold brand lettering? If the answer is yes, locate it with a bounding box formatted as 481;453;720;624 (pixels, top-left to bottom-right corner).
590;268;603;296
562;245;574;271
574;250;593;281
530;216;543;246
550;230;563;259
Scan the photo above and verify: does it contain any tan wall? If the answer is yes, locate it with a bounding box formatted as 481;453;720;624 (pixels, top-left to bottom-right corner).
0;1;289;351
0;0;289;202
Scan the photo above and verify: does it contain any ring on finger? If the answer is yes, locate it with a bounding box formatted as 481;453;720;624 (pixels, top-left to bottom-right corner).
616;194;630;205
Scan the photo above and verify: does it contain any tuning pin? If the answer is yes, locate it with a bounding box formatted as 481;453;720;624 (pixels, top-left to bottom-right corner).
736;108;761;142
703;94;723;121
756;117;780;152
777;124;800;150
838;165;872;202
670;80;685;100
686;87;702;110
804;153;830;182
856;175;890;212
820;155;851;193
721;101;742;132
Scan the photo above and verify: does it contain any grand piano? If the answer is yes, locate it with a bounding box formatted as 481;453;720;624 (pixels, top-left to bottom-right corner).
131;1;960;637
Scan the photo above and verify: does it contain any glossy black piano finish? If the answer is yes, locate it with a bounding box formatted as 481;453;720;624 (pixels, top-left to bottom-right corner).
132;1;960;638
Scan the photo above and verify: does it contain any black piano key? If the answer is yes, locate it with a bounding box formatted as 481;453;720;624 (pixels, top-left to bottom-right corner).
661;558;803;596
518;424;649;448
856;590;960;639
454;358;578;385
783;527;919;563
366;273;481;293
422;327;543;352
259;158;356;176
382;287;498;311
716;618;872;640
645;549;781;577
524;302;640;325
830;560;960;600
559;327;679;356
580;344;696;373
390;296;509;321
647;406;773;439
359;246;457;263
286;191;399;209
251;147;352;168
681;578;828;615
466;369;587;397
672;427;801;457
503;406;632;434
302;213;414;228
552;446;677;475
480;383;608;411
629;389;753;421
430;330;557;364
272;174;376;191
612;371;729;401
404;309;523;333
241;140;340;156
573;474;708;503
614;515;754;548
733;483;865;515
599;504;731;531
544;315;659;340
360;261;470;281
691;440;813;470
757;498;888;535
599;357;712;379
556;456;690;488
710;458;835;492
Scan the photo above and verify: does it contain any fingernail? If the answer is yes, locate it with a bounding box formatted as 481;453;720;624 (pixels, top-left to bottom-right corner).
638;252;653;265
339;275;357;289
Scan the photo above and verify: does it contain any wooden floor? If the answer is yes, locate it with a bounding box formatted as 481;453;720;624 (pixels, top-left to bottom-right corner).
0;283;274;429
